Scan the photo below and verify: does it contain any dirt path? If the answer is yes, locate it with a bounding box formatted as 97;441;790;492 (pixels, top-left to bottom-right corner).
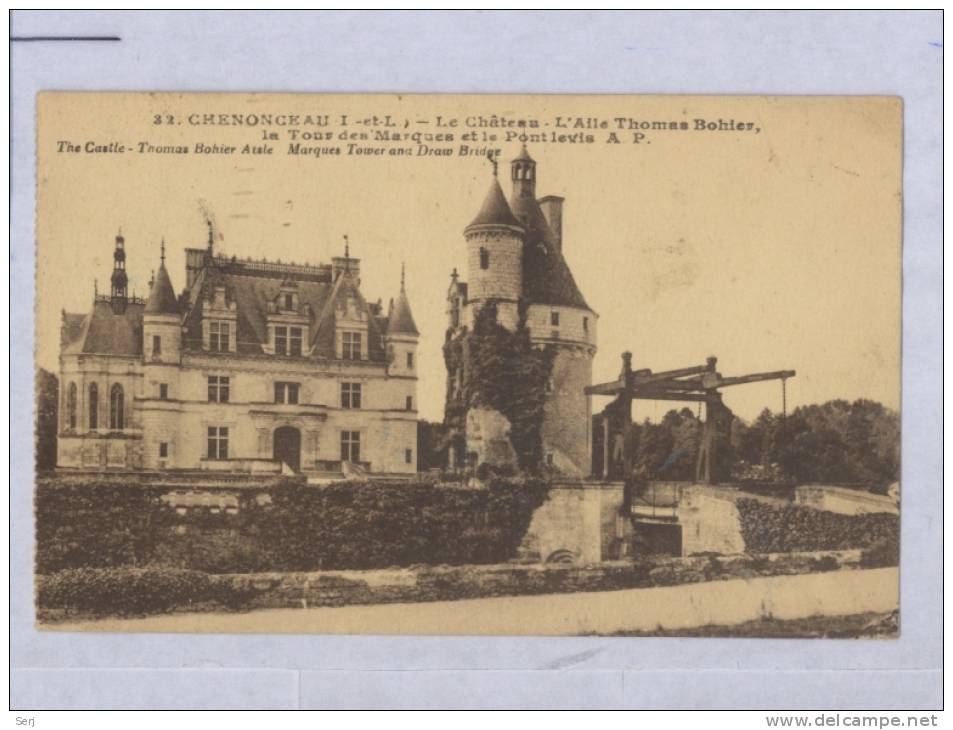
42;567;898;636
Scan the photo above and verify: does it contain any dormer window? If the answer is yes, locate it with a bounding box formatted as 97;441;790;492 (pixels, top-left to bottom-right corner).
283;293;294;311
275;326;303;356
209;321;230;352
342;331;362;360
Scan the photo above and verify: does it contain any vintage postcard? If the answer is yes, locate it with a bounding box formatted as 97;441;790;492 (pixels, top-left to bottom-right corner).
34;92;900;636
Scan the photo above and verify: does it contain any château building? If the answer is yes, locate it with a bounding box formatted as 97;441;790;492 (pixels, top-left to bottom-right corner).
446;147;598;475
57;226;419;476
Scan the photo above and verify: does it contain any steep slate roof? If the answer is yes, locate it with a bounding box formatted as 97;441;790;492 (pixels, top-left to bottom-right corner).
508;191;590;311
387;290;419;336
183;265;342;356
144;264;179;315
61;312;86;348
467;177;524;230
62;300;144;356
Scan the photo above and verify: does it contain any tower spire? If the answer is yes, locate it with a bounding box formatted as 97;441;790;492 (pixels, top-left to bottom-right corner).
110;227;129;312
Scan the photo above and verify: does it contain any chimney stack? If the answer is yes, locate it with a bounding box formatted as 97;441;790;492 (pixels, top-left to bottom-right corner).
539;196;564;252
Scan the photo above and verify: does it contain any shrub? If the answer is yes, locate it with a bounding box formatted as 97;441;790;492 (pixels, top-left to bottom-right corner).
36;476;551;574
37;567;214;615
860;537;900;568
35;480;176;573
736;498;899;554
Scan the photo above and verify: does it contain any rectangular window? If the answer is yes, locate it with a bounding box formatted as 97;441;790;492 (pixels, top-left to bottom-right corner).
405;448;413;464
152;335;161;355
159;383;168;400
284;293;293;311
406;351;414;369
208;375;230;403
342;331;362;360
209;321;230;352
583;316;589;332
480;247;490;269
275;326;303;356
274;382;300;404
341;382;362;409
551;311;560;326
340;430;361;462
159;442;169;458
207;427;229;460
406;395;413;411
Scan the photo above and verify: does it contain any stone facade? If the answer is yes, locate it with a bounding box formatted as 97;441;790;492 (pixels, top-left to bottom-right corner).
58;231;419;476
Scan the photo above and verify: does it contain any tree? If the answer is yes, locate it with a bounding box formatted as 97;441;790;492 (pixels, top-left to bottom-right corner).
417;420;448;472
35;369;58;473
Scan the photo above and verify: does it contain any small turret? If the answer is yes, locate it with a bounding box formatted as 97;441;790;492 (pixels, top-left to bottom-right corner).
511;144;536;200
388;263;419;337
143;239;181;363
386;263;419;413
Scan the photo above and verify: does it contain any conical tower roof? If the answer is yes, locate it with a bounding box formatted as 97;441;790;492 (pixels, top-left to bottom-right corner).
388;264;419;336
145;243;178;315
466;176;523;230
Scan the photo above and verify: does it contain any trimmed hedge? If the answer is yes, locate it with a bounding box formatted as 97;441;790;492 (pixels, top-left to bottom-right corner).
35;481;178;573
36;477;550;574
736;498;898;559
37;567;214;615
243;478;550;571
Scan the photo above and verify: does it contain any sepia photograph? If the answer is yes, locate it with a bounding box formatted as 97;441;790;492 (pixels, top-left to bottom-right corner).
33;92;901;638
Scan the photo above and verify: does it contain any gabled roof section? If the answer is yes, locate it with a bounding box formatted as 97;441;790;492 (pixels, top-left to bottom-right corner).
310;270;386;360
63;300;144;356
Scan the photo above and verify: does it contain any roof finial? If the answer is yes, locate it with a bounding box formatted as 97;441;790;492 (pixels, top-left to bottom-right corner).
343;234;350;272
94;278;98;297
149;270;155;287
487;150;498;177
160;238;166;265
400;262;406;292
451;267;459;282
207;219;214;253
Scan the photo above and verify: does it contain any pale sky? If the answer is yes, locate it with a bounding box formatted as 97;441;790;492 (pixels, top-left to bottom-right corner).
37;93;901;423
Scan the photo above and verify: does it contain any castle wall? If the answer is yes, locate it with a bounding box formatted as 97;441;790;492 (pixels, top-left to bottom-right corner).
524;304;596;349
59;351;418;475
465;229;522;306
57;354;143;469
540;346;594;477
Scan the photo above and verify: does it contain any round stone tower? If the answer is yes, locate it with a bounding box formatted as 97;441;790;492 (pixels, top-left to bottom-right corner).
507;146;599;476
463;167;525;331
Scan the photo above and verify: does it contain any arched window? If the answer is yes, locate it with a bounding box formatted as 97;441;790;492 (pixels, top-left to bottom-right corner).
66;382;77;429
479;247;490;270
109;384;124;430
88;383;99;430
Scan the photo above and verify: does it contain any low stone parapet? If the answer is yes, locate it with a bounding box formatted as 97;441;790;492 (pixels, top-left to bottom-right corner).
214;549;871;611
